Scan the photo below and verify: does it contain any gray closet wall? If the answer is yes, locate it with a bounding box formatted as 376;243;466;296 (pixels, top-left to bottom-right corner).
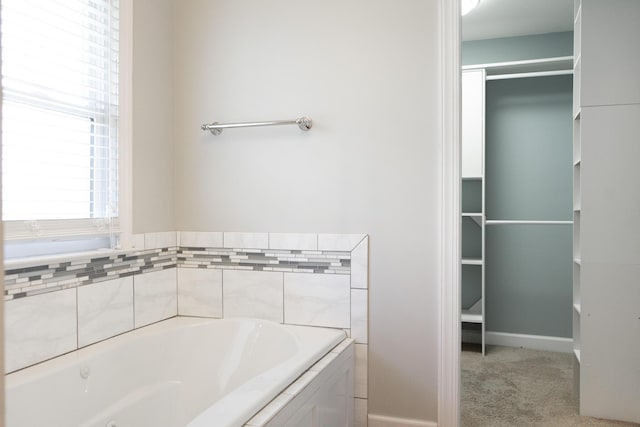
463;32;574;338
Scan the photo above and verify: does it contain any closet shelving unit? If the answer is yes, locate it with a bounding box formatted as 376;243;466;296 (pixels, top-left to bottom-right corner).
572;0;582;368
460;210;484;323
461;69;486;354
572;0;640;422
461;57;574;356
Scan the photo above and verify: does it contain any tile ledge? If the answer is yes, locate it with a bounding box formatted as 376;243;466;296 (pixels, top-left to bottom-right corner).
5;248;130;270
318;233;368;251
4;231;367;269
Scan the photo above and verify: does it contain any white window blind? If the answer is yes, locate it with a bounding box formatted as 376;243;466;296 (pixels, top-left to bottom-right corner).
2;0;120;248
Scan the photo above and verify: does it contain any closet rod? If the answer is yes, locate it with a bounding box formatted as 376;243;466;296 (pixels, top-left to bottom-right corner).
201;116;312;135
486;220;573;225
486;70;573;81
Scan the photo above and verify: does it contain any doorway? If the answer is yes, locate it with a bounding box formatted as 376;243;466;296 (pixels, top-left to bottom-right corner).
459;0;578;425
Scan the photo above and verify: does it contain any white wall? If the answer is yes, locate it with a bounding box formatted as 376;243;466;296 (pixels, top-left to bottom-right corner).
132;0;175;233
0;2;5;418
170;0;442;422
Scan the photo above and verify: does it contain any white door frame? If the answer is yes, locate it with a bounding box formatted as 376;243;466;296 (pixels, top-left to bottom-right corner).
438;0;461;426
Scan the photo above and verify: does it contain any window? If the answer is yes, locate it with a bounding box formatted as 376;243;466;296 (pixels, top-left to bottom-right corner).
2;0;120;257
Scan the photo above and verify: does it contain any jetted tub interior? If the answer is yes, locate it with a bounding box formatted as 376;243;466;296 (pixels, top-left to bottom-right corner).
5;317;352;427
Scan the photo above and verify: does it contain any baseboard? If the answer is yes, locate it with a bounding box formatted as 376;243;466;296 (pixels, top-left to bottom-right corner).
368;414;437;427
487;331;573;353
462;329;573;353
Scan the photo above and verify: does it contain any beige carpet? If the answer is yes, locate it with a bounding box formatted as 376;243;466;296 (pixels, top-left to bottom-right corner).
461;345;640;427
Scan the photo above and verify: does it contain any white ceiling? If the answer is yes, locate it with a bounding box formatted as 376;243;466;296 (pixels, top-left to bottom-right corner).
462;0;574;41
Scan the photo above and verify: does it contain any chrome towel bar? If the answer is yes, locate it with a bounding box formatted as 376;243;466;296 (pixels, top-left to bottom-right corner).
201;116;312;135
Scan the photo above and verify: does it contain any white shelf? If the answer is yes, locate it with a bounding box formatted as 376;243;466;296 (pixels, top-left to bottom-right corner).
461;299;483;324
463;56;574;77
461;313;483;323
574;348;581;363
573;57;581;118
574;303;581;314
574;258;581;265
461;257;483;266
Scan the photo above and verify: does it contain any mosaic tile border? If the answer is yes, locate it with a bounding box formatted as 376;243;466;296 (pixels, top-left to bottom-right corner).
4;248;178;300
178;248;351;274
4;246;353;301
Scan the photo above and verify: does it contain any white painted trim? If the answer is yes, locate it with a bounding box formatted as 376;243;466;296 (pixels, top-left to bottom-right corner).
369;414;437;427
438;0;461;425
462;330;573;353
118;0;134;249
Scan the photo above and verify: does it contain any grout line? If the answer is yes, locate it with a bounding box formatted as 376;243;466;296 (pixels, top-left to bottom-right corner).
174;267;179;316
221;269;225;318
349;275;352;331
75;287;80;350
132;274;136;329
281;272;285;324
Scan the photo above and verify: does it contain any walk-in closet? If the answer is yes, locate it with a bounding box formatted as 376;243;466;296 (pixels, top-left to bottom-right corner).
461;39;574;356
460;0;640;425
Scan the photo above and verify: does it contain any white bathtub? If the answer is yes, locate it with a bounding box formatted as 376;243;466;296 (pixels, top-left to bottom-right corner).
5;317;348;427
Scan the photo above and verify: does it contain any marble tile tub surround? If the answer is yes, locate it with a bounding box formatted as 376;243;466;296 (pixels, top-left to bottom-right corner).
177;231;370;426
3;231;369;425
5;268;177;373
